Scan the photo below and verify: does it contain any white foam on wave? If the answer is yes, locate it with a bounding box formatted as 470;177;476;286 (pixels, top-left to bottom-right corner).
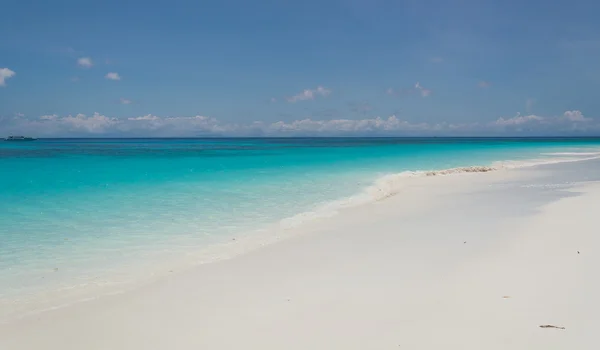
280;152;600;229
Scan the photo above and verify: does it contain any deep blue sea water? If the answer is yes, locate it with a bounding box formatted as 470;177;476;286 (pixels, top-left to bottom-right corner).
2;137;600;309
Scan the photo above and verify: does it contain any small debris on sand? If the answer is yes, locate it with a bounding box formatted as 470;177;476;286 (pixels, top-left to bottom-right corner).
539;325;565;330
502;296;511;299
577;251;580;254
463;241;467;244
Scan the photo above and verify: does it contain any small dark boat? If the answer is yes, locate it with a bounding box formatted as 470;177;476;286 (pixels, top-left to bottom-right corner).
4;136;37;141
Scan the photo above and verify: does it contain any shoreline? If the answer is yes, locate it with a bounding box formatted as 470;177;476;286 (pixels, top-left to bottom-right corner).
1;153;600;323
1;158;599;348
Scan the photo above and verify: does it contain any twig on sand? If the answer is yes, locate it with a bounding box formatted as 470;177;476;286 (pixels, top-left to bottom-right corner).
539;325;565;330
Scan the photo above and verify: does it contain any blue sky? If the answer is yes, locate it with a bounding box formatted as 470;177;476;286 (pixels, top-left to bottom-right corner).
1;0;600;136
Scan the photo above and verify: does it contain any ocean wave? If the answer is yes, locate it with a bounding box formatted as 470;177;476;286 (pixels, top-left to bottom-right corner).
280;153;600;229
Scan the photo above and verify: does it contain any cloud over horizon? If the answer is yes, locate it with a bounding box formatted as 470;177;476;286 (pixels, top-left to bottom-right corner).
1;110;595;137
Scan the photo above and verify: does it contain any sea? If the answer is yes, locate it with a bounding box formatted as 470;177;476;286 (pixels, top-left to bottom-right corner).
2;137;600;318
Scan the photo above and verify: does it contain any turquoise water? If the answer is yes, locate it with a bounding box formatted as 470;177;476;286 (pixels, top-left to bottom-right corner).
2;137;600;305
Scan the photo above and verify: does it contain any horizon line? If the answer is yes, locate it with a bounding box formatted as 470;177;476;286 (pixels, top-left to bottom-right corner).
11;136;600;140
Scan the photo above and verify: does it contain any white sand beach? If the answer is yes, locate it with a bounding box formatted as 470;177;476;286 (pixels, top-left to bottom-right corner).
1;160;599;349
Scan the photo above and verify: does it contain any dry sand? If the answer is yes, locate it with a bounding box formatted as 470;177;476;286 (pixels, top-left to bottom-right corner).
1;163;598;349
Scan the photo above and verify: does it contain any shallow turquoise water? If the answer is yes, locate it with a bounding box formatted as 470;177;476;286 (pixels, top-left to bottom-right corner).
1;137;600;300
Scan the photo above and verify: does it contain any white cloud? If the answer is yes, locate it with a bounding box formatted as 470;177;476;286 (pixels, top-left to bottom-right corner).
3;110;596;137
563;110;590;122
494;113;545;126
128;114;160;121
0;68;16;86
62;113;118;133
77;57;93;68
415;82;432;97
493;110;593;129
16;113;116;134
267;115;430;134
122;115;226;135
285;86;331;103
105;72;121;80
12;113;424;136
120;98;132;104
